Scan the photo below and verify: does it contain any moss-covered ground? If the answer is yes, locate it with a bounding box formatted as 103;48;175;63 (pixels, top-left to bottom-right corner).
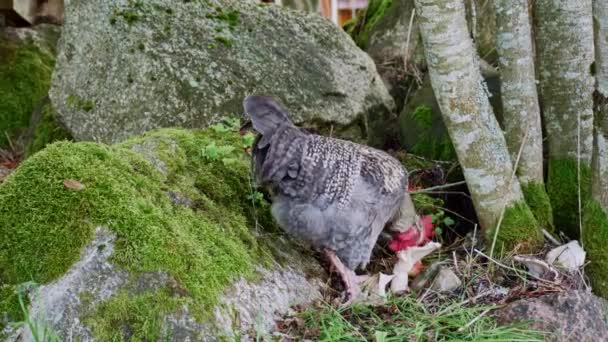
0;127;277;338
0;35;55;148
547;158;591;238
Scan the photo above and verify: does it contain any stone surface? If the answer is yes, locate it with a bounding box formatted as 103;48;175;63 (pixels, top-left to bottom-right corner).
15;228;129;342
50;0;394;145
430;267;462;292
495;290;608;341
8;229;323;341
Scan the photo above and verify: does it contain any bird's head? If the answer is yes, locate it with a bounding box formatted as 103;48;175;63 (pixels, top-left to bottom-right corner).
240;95;294;136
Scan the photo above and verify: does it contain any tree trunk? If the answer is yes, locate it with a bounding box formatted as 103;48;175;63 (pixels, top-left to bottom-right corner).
584;0;608;298
592;0;608;209
414;0;542;253
493;0;553;231
534;0;595;238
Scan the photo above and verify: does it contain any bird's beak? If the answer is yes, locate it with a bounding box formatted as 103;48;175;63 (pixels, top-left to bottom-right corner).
239;119;253;135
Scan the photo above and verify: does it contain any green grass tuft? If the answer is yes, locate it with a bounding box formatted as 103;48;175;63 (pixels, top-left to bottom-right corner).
288;295;546;341
583;200;608;298
0;36;55;147
521;182;554;232
0;128;278;337
547;158;591;238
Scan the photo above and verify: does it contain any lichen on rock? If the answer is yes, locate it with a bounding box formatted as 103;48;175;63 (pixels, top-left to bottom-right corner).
50;0;394;145
0;127;323;340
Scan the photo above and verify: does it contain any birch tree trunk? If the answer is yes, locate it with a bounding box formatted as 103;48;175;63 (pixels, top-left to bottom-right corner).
592;0;608;210
414;0;542;252
493;0;553;231
584;0;608;298
534;0;595;238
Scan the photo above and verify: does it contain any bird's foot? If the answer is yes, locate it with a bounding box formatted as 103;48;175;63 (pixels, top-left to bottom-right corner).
324;248;362;304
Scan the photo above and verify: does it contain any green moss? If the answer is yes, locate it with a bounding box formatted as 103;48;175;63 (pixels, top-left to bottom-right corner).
0;128;278;337
0;36;55;147
486;201;543;254
25;103;73;157
66;94;95;112
214;35;233;47
345;0;394;49
410;105;433;128
0;285;26;326
401;105;456;161
215;9;240;28
547;158;592;238
582;200;608;298
83;289;183;341
521;182;554;232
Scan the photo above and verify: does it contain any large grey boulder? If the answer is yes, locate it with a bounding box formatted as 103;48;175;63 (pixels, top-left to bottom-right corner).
49;0;394;145
0;128;325;341
495;290;608;341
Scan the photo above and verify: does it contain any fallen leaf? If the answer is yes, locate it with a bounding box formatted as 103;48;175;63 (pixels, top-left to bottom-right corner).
545;240;586;271
63;179;86;190
513;255;559;281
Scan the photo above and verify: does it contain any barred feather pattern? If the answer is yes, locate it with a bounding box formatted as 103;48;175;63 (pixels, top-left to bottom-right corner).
253;126;408;270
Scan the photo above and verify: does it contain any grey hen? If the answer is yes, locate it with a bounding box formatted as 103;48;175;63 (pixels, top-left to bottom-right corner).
242;95;409;302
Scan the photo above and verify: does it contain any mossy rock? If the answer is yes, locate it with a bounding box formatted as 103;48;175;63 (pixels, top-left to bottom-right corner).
281;0;319;12
583;200;608;298
0;127;322;340
50;0;394;146
0;31;56;148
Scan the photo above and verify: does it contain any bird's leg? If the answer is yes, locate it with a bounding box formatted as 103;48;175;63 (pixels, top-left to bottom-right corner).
323;248;361;303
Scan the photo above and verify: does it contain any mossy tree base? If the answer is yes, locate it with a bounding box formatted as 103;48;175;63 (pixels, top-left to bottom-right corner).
486;201;543;255
547;158;591;239
583;200;608;298
521;182;554;232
